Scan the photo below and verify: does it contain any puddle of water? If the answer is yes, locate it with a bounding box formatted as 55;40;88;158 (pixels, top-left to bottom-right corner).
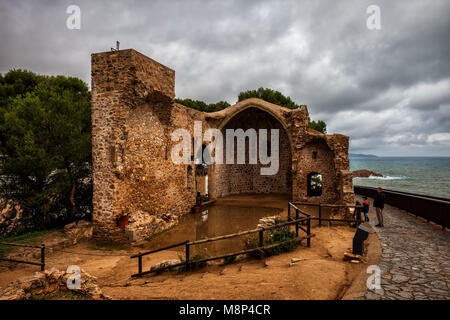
147;204;283;258
144;202;339;260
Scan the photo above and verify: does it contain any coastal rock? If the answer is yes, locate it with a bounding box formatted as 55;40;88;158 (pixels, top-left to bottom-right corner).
352;169;383;178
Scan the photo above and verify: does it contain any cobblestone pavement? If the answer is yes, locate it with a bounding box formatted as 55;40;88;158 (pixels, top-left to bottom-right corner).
357;196;450;300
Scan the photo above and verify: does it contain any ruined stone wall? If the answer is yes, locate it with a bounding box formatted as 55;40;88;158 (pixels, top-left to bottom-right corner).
116;102;199;240
91;49;197;242
212;108;292;197
91;49;354;242
293;139;338;203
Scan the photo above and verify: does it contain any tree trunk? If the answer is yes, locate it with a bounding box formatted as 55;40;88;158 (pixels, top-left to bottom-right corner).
69;180;76;220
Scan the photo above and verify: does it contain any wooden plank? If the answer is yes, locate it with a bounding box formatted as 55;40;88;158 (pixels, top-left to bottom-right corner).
310;217;358;223
130;240;189;258
307;218;311;247
291;202;363;209
0;242;44;249
185;243;190;271
188;217;309;246
131;234;316;278
0;257;43;267
40;245;45;271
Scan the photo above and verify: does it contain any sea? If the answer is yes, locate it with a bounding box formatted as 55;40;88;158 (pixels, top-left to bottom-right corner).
350;157;450;199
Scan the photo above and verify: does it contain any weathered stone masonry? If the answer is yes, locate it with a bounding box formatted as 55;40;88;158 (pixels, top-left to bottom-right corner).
91;48;354;242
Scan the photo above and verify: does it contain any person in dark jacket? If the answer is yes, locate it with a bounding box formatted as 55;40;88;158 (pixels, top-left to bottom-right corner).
373;187;386;227
362;197;370;222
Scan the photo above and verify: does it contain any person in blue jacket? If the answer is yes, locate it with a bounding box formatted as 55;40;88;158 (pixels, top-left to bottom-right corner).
362;197;370;222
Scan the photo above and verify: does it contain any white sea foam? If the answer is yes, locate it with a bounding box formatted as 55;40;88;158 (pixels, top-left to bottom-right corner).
354;175;406;180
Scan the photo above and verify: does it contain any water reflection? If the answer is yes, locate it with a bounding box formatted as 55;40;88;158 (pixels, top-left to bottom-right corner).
147;205;283;257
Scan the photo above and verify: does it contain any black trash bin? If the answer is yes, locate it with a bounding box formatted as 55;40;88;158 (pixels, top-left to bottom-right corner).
352;224;371;255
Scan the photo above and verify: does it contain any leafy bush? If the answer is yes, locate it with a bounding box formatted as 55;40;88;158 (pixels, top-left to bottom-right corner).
176;87;327;133
244;218;298;257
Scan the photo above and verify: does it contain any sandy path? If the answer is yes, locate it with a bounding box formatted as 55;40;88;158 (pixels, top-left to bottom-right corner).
1;195;382;299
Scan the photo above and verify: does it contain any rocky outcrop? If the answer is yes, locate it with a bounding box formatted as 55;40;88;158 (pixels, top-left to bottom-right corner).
63;220;93;245
0;200;23;238
150;259;181;272
0;268;110;300
257;215;282;229
3;221;93;263
352;169;383;178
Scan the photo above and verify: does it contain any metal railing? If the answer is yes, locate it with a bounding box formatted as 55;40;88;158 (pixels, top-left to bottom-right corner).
130;214;314;278
0;242;45;271
354;186;449;229
288;202;363;227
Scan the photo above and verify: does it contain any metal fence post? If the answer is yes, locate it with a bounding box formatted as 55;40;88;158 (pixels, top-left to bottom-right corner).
288;204;291;221
319;204;322;227
259;229;264;247
295;209;299;237
307;218;311;247
138;254;142;274
185;243;190;271
40;244;45;271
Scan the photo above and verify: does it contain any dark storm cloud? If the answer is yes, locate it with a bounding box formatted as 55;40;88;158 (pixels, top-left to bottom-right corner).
0;0;449;156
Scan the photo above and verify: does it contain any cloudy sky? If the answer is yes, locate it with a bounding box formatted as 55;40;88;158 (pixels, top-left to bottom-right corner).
1;0;449;156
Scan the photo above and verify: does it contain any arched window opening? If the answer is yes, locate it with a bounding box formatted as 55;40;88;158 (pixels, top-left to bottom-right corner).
307;173;322;197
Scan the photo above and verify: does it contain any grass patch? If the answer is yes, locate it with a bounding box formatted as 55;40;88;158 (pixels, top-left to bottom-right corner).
64;292;86;300
87;244;127;252
0;228;63;257
0;245;12;257
28;292;91;300
264;227;298;256
0;228;62;244
244;218;299;257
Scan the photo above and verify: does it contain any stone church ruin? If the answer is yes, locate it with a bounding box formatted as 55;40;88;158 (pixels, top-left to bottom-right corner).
91;49;355;242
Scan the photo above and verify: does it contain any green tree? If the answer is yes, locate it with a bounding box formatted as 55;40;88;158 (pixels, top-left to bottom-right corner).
308;118;327;134
238;87;299;110
0;70;92;232
175;98;230;112
238;87;327;133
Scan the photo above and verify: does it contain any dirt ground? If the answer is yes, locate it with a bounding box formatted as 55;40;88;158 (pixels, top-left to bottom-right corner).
0;195;382;300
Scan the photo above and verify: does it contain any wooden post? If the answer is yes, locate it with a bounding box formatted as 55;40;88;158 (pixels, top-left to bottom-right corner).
329;208;332;227
307;218;311;247
319;204;322;227
356;207;362;225
40;244;45;271
295;209;299;237
138;255;142;274
259;229;264;247
185;243;190;271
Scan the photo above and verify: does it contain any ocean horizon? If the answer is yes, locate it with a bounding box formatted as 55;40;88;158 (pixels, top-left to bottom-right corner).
350;156;450;199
